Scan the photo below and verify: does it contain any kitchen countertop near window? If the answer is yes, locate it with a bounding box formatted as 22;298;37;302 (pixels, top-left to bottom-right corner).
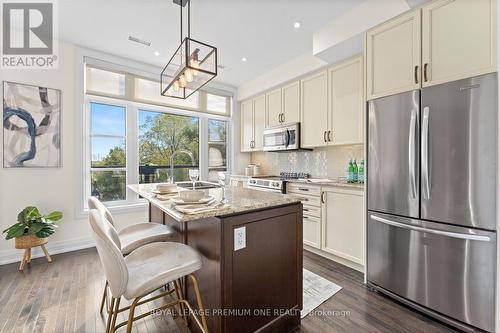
128;184;301;222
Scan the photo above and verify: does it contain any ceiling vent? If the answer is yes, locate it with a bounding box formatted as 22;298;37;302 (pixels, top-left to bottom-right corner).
128;36;151;47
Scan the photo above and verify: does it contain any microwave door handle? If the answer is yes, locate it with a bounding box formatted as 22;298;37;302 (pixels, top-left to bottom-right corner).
370;215;491;242
285;129;290;147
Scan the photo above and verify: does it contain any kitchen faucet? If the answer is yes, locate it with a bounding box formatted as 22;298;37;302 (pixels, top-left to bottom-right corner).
170;149;195;183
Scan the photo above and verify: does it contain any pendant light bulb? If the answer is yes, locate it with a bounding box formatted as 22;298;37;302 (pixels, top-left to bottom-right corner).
185;69;194;82
173;80;180;92
179;74;187;88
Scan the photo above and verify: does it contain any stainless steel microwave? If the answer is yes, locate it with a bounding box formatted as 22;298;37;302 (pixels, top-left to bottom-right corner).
262;123;302;152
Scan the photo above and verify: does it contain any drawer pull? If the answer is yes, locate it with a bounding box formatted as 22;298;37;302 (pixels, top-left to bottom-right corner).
303;216;309;219
303;208;309;212
298;188;309;191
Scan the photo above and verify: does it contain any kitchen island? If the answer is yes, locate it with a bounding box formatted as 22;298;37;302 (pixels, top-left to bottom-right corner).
128;184;303;333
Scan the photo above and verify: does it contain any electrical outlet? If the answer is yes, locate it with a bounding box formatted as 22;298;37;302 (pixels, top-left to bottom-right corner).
234;226;246;251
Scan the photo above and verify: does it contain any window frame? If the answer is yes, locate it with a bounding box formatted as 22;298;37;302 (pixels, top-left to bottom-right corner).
83;94;231;208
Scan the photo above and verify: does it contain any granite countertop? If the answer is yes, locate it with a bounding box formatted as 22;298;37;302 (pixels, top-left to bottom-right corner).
128;184;301;222
287;179;365;190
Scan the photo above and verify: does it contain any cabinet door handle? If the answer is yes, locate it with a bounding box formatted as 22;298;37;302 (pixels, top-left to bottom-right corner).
323;131;327;142
281;113;285;123
423;63;428;82
414;65;419;84
328;131;332;142
321;191;325;204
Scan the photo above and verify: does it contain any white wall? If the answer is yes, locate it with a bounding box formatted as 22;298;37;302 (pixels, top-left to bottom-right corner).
0;41;147;264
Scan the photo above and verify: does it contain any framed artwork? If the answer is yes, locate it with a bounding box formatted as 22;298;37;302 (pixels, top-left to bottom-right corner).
3;81;61;168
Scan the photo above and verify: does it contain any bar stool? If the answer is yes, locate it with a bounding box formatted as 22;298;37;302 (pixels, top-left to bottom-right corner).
88;197;174;314
89;209;208;333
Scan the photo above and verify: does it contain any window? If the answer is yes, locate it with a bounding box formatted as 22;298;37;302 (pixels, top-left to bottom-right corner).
135;78;199;109
84;64;232;205
86;67;125;96
139;110;199;184
207;93;229;114
90;103;127;202
208;119;228;181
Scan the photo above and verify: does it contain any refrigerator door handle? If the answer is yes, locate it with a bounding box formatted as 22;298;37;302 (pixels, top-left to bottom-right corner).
408;108;417;198
422;106;430;199
370;215;491;242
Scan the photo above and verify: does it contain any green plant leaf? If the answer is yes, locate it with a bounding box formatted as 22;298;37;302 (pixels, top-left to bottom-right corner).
27;224;45;235
44;211;63;222
18;206;41;224
35;227;55;238
3;224;26;240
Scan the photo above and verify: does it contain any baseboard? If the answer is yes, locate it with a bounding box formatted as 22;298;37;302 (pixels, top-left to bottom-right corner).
0;237;95;265
304;245;364;273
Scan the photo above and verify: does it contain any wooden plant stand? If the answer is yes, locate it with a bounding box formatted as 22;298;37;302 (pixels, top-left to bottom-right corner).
15;235;52;271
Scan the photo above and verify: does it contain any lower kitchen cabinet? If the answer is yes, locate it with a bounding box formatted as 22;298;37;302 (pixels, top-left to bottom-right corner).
321;187;364;266
303;213;321;249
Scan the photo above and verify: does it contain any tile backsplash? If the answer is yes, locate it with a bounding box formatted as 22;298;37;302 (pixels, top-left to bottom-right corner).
250;145;364;181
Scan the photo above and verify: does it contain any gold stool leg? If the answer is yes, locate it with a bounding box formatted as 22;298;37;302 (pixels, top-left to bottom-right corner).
109;297;120;333
41;244;52;262
174;279;188;326
105;297;116;333
189;274;208;333
100;281;108;313
126;298;141;333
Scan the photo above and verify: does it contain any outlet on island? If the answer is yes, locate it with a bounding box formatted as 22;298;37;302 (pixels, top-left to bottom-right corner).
234;226;246;251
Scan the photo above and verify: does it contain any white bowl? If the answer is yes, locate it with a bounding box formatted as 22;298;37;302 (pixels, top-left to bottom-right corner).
156;183;177;193
179;190;205;202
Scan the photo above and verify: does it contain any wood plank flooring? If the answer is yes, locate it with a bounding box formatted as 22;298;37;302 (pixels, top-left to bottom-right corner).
0;248;457;333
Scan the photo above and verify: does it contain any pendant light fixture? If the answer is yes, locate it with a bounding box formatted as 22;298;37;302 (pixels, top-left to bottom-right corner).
161;0;217;99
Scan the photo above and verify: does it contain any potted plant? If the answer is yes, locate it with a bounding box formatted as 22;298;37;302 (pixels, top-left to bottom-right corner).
3;206;63;270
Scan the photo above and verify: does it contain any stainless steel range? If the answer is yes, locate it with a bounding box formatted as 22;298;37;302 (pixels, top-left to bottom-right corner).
247;172;311;193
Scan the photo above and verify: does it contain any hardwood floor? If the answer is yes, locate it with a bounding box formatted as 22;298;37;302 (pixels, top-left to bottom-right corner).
0;248;457;333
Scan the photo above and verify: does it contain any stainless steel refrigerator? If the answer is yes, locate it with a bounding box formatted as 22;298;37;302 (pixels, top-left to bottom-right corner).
367;73;497;332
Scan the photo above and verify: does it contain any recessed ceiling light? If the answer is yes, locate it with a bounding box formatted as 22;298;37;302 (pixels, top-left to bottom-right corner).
241;57;247;62
293;22;301;29
154;51;160;56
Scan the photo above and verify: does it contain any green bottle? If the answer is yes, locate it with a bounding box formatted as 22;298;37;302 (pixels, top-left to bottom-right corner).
358;159;365;183
347;159;354;183
353;159;358;183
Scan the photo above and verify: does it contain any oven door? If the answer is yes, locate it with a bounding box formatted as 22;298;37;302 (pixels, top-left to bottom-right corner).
263;124;298;151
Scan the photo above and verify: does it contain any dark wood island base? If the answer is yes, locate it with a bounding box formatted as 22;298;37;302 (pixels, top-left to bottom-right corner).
149;202;303;333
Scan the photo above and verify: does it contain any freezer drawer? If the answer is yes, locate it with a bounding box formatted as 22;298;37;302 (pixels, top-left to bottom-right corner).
367;212;496;332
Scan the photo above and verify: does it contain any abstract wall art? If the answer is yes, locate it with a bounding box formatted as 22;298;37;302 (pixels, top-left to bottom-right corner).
3;81;61;168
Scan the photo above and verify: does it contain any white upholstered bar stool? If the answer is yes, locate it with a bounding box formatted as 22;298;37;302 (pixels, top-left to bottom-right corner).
89;209;208;333
88;197;174;313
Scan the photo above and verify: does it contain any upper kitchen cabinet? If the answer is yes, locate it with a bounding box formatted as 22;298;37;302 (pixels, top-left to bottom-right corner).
253;95;266;150
266;88;282;127
329;56;364;145
240;94;267;152
240;99;254;152
281;81;300;124
300;71;329;148
366;10;421;100
422;0;496;86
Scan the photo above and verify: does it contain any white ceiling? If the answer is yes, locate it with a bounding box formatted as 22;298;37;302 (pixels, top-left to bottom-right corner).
59;0;363;87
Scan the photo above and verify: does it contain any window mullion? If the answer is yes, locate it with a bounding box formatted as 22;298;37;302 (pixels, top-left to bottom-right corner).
127;103;139;201
199;117;209;181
